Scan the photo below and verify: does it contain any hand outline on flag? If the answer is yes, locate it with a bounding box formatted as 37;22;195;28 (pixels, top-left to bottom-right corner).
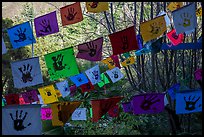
52;54;67;71
179;13;192;27
121;35;129;50
149;22;163;35
14;27;27;43
18;64;33;83
112;71;119;79
45;110;52;118
10;110;31;131
92;70;99;80
44;88;52;96
184;95;201;111
140;95;160;111
171;32;179;39
39;19;52;35
89;2;99;8
65;7;77;21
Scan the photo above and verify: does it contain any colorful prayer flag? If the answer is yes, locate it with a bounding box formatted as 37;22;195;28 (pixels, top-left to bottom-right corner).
85;65;101;85
172;3;197;34
97;73;110;88
86;2;109;13
56;80;70;98
5;94;19;105
7;21;36;49
121;56;135;67
176;90;202;114
131;93;165;114
108;104;119;117
44;47;79;81
91;96;123;122
38;85;59;104
196;7;202;17
167;2;183;11
80;81;95;93
41;108;52;120
140;15;167;42
21;90;39;103
69;73;89;87
106;67;124;83
60;2;83;26
168;83;180;101
109;26;139;55
2;37;7;54
51;101;81;126
71;108;87;120
122;102;133;113
167;29;184;46
161;42;202;50
102;55;120;70
34;11;59;37
76;37;103;61
2;104;42;135
11;57;43;89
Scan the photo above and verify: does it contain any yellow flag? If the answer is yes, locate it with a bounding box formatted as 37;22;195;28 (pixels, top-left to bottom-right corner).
140;15;167;42
51;101;81;126
86;2;109;13
121;57;135;67
102;57;115;70
167;2;183;11
196;7;202;17
38;85;59;104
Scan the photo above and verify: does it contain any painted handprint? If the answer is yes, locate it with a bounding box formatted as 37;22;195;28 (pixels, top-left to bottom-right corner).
14;27;27;43
64;7;77;21
45;110;52;118
121;36;129;50
92;70;99;80
87;42;97;57
18;64;33;83
171;32;179;39
10;110;31;131
140;95;160;110
52;54;67;71
112;71;119;79
38;19;52;36
44;89;52;96
77;77;83;82
108;59;115;66
89;2;99;8
149;22;163;35
179;13;192;27
57;102;71;124
184;95;201;111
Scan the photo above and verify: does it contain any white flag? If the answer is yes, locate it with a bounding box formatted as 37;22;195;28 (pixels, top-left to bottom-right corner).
106;67;124;83
2;37;7;54
71;108;87;121
2;104;42;135
56;80;70;98
85;65;101;85
11;57;44;89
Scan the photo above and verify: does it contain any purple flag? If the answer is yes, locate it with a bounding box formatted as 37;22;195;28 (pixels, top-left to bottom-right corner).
76;37;103;61
34;11;59;37
131;93;165;114
122;102;133;113
21;90;39;103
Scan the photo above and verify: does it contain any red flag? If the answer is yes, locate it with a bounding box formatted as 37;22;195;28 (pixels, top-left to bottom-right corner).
5;93;19;105
91;96;123;122
80;81;95;93
109;26;139;55
108;104;119;117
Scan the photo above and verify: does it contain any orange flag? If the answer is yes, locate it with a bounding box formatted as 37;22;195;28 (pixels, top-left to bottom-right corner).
91;96;123;122
86;2;109;13
51;101;81;126
167;2;183;11
60;2;83;26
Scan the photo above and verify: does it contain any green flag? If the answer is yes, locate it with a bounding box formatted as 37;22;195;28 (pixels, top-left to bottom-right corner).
97;73;110;88
44;47;79;81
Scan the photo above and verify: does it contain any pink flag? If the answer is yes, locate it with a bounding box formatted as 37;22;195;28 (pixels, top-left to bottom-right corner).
167;29;184;46
76;37;103;61
41;108;52;120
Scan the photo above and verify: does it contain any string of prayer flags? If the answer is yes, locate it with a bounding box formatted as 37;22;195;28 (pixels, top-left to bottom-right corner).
97;73;110;88
34;11;59;37
80;81;95;93
38;85;59;104
7;21;36;49
41;108;52;120
56;80;70;98
194;69;202;81
102;55;120;70
131;93;165;114
2;37;7;54
140;15;167;42
196;7;202;17
106;67;124;83
176;90;202;114
86;2;109;13
2;104;42;135
108;104;119;117
5;93;19;105
91;96;123;122
76;37;103;61
161;42;202;50
172;3;197;35
167;2;183;11
121;56;135;67
135;47;151;56
11;57;43;89
60;2;83;26
44;47;79;81
71;108;87;121
109;26;139;55
51;101;81;126
69;73;89;87
166;29;184;46
21;90;39;103
122;102;133;113
167;83;180;101
85;65;101;85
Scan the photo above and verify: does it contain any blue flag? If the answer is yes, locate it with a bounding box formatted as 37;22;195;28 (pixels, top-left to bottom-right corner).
69;73;89;87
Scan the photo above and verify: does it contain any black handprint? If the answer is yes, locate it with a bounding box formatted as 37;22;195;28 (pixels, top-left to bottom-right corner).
89;2;99;8
10;110;31;131
121;36;129;50
171;32;179;39
45;110;52;118
179;13;192;27
18;64;33;83
52;54;67;71
140;95;160;110
38;19;52;36
112;71;119;79
108;59;115;66
87;42;97;57
44;89;52;96
76;111;81;117
77;77;83;82
92;70;99;80
14;27;27;43
64;7;77;21
126;58;131;65
149;22;161;35
184;95;201;111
